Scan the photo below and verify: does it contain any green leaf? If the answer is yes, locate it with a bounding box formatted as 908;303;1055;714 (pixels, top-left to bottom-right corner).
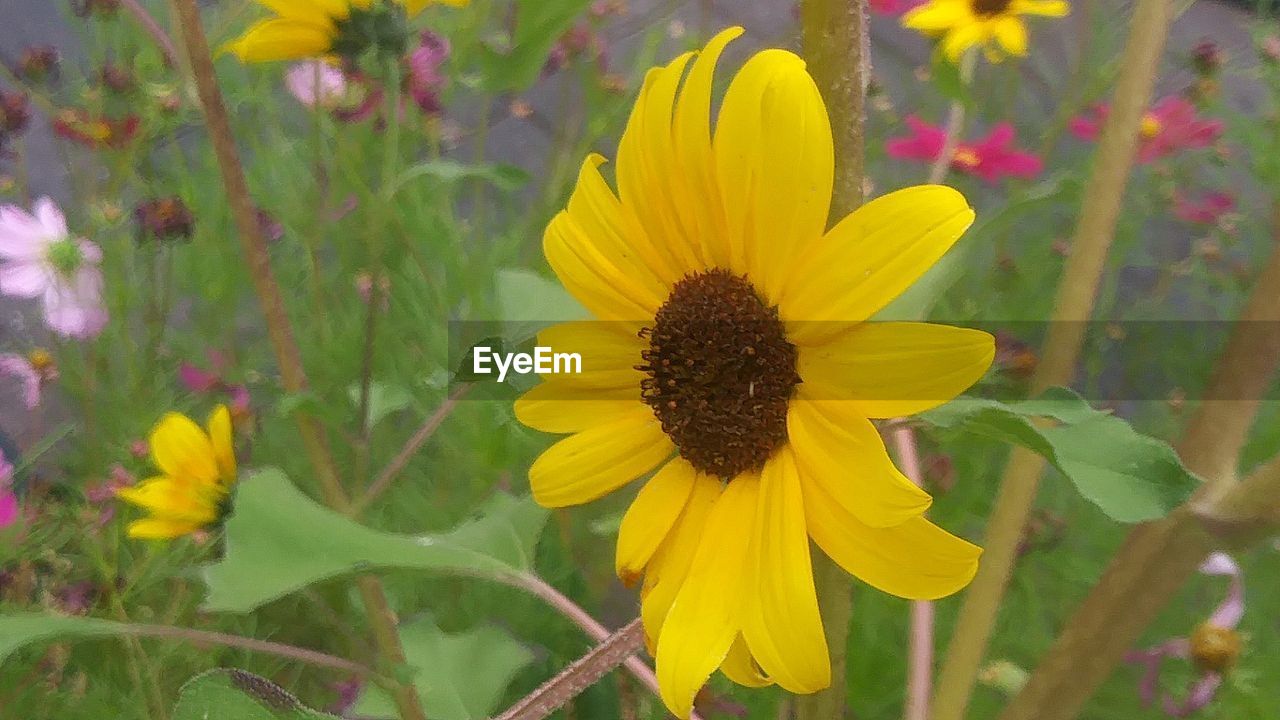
203;469;549;612
346;381;413;427
495;268;589;344
393;160;530;196
930;48;973;107
920;388;1201;522
173;669;335;719
352;618;533;720
477;0;594;92
0;613;129;667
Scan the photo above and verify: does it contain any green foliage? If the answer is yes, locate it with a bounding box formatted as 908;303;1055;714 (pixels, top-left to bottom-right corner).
921;388;1201;522
352;617;534;719
478;0;596;91
172;670;335;720
495;267;589;343
0;613;129;667
203;469;548;612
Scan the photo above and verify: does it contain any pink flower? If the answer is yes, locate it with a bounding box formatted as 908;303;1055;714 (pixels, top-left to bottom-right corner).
1070;96;1223;163
179;351;251;418
0;198;108;339
0;354;41;408
870;0;926;14
1126;553;1244;717
286;61;349;109
0;449;17;529
886;116;1043;183
1173;191;1235;226
406;31;450;115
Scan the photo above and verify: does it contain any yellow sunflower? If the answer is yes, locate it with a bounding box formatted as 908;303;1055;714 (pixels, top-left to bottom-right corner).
116;406;238;539
227;0;468;63
514;27;993;718
903;0;1070;62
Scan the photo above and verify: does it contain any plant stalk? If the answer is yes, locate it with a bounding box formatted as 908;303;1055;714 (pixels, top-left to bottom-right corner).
931;0;1176;716
166;3;426;718
797;2;867;718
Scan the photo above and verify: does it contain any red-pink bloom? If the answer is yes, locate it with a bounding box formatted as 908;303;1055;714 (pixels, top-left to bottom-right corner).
405;31;449;115
0;449;17;529
52;109;140;149
886;116;1043;183
1172;191;1235;226
179;351;251;418
1070;96;1223;163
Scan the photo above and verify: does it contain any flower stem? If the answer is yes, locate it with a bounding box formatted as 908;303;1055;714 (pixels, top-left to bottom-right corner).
927;52;975;185
119;0;180;68
166;3;426;719
890;424;933;720
931;0;1177;717
493;618;646;720
120;623;379;678
996;203;1280;720
798;2;867;718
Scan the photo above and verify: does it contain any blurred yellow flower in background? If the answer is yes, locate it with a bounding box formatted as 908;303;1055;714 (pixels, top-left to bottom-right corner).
903;0;1069;62
116;406;237;539
227;0;468;63
516;27;993;719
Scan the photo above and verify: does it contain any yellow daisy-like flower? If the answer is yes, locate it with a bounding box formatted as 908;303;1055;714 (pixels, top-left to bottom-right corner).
227;0;467;63
515;28;993;719
903;0;1070;62
116;406;238;540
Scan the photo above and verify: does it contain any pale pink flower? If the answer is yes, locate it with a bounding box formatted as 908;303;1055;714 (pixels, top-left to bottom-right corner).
286;61;349;109
1126;553;1244;717
0;449;16;529
0;198;108;339
0;354;41;408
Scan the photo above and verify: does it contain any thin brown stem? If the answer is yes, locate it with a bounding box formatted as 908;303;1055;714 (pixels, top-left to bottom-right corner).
926;53;975;185
353;384;471;516
493;619;646;720
123;624;378;678
890;424;933;720
932;0;1177;716
166;3;425;719
120;0;181;68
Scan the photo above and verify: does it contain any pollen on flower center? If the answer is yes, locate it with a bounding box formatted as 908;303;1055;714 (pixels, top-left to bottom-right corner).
1139;113;1163;139
952;147;981;168
1189;622;1242;674
46;237;84;276
638;269;800;480
971;0;1013;16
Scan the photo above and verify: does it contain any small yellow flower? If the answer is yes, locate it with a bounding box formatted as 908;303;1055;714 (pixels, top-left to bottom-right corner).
227;0;468;63
903;0;1069;62
116;406;237;539
516;27;992;718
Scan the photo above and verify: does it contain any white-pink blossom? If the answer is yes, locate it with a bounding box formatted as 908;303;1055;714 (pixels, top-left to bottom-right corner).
286;61;349;109
0;197;108;339
0;354;41;408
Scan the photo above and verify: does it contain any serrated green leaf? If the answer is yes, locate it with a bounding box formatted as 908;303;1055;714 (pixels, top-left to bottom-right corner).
203;469;549;612
173;669;335;719
0;613;128;667
477;0;594;92
353;618;533;720
920;387;1200;522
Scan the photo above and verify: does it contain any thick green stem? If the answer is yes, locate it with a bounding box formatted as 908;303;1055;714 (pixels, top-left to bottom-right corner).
931;0;1176;717
167;4;426;719
797;1;867;718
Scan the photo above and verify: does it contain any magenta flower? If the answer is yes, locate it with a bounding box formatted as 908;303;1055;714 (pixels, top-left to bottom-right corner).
870;0;926;15
286;61;349;109
887;116;1043;183
406;31;450;115
1070;96;1223;163
0;449;17;529
1126;553;1244;717
179;351;251;418
1173;191;1235;226
0;198;108;339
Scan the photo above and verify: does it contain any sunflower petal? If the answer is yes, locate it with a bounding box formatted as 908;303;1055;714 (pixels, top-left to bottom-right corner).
544;211;666;321
721;635;772;688
641;476;723;651
714;49;833;303
515;383;639;434
797;322;994;417
116;477;219;524
656;476;758;719
227;18;334;63
535;320;645;389
788;399;932;527
208;405;237;485
126;518;203;539
782;186;974;343
902;1;970;32
528;407;673;507
741;448;830;693
802;472;981;600
1012;0;1070;16
994;17;1029;56
149;412;219;485
617;458;698;584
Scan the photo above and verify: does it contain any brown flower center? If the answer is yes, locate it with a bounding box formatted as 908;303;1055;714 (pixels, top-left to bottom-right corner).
971;0;1013;16
1189;623;1242;674
638;269;800;479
